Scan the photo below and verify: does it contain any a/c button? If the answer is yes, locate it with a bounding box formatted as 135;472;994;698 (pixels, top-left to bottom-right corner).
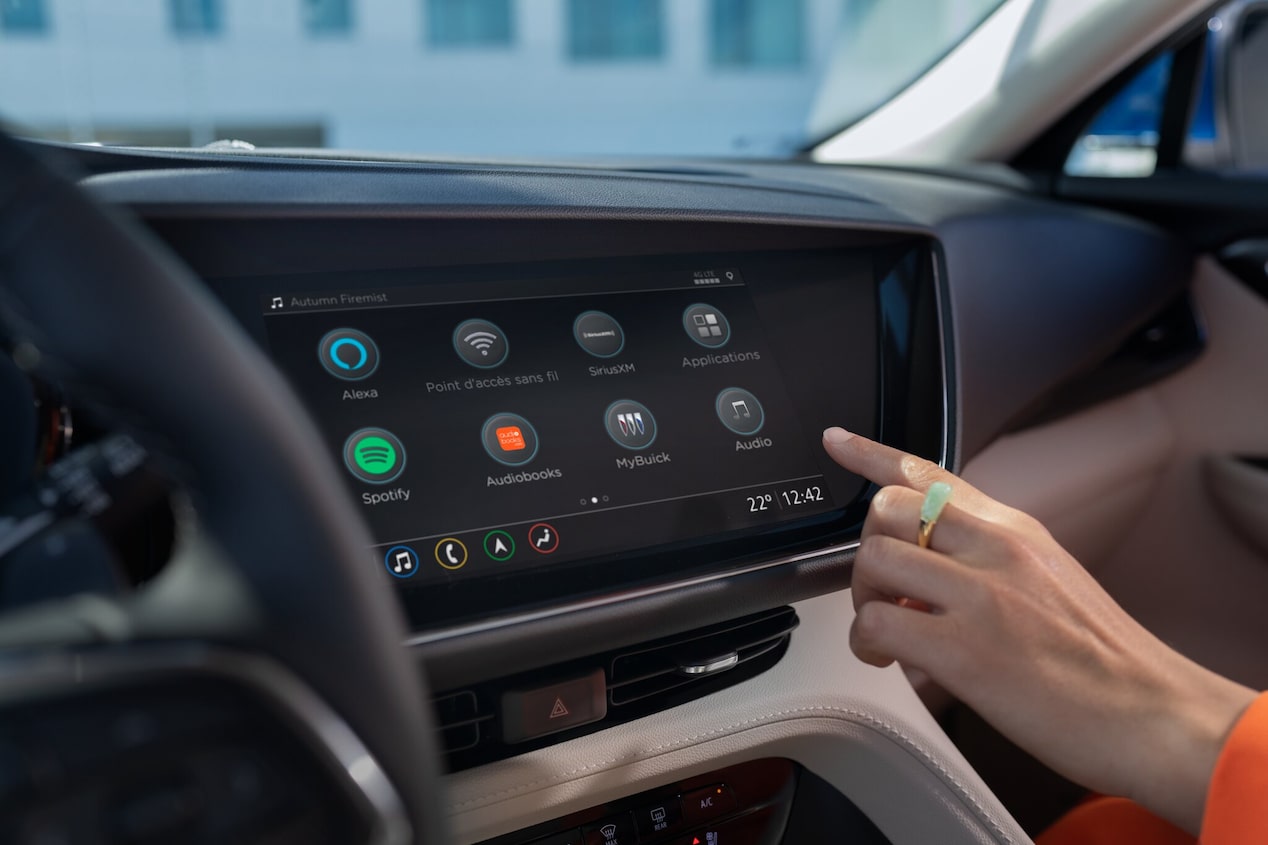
501;670;606;743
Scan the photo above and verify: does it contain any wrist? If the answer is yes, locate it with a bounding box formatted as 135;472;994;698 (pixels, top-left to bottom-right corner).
1131;656;1257;834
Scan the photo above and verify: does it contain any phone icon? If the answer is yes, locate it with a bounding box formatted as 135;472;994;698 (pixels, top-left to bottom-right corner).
434;538;468;570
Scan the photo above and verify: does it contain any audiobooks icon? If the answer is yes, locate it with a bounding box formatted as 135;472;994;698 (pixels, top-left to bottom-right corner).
496;426;527;452
481;413;540;466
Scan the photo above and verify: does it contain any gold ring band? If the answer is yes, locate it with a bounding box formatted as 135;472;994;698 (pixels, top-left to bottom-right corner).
917;481;953;550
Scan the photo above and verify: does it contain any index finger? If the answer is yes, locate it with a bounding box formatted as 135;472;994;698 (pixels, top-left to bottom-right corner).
822;427;954;492
822;428;1003;521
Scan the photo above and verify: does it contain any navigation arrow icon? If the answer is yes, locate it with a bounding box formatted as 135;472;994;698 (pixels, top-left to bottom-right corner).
494;538;508;554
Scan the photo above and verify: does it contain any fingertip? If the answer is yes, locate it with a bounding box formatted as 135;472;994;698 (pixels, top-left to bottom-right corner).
822;427;856;448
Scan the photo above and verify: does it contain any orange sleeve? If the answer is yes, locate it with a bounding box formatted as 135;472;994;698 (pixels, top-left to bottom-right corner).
1200;691;1268;845
1036;796;1194;845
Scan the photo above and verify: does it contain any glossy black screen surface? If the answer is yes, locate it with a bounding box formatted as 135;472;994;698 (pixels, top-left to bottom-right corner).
214;245;934;630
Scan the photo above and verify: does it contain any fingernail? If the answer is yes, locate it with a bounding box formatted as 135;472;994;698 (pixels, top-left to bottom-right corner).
823;427;855;446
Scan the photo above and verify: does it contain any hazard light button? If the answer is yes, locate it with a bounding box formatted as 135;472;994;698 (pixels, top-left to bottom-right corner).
501;669;607;743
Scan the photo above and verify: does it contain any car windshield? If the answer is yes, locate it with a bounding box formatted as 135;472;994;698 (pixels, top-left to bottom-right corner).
0;0;1004;158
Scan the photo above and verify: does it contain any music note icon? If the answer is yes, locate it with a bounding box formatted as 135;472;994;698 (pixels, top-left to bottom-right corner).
731;400;751;419
384;546;418;578
270;296;284;309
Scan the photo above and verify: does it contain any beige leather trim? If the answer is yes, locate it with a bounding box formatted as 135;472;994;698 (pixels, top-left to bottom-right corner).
1203;454;1268;560
443;593;1029;845
962;389;1175;572
963;258;1268;689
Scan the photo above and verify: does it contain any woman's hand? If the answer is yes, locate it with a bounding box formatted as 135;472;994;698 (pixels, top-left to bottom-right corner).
822;427;1257;835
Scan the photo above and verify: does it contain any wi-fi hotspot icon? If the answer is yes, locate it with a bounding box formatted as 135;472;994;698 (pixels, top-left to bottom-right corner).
454;319;508;368
464;331;498;356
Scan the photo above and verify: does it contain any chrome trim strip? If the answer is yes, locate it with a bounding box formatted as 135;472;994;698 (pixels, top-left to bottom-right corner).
405;233;956;650
679;652;740;676
404;539;860;648
0;647;411;845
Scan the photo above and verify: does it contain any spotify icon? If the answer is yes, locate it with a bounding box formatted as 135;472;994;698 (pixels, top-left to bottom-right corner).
344;428;407;484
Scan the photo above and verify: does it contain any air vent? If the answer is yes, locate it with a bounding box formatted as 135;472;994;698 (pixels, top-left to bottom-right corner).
432;689;494;754
608;607;798;708
431;607;797;772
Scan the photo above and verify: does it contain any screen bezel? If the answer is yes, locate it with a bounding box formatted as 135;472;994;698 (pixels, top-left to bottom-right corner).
210;240;946;632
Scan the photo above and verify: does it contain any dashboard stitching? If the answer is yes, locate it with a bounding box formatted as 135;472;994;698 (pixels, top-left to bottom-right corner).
447;705;1013;844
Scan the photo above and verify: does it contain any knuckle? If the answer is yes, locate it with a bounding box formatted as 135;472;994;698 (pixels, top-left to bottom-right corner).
853;601;889;643
899;454;942;487
856;534;889;567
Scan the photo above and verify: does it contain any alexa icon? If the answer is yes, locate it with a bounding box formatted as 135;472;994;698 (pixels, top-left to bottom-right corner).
318;328;380;380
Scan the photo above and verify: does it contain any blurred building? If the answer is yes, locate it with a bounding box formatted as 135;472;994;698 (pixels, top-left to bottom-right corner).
0;0;986;156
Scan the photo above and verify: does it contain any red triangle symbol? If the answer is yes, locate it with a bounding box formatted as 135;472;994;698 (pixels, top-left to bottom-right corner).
693;838;701;844
549;697;570;719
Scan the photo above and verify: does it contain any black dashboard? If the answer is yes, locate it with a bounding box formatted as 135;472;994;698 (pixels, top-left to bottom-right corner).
30;144;1192;689
0;139;1207;842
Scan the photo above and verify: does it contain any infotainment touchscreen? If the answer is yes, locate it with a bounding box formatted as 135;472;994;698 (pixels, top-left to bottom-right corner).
257;264;845;588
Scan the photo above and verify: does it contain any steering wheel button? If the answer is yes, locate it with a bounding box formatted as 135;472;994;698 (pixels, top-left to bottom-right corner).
318;328;379;381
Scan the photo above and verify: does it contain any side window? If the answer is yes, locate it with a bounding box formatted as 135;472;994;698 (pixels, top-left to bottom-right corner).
1065;53;1174;177
1066;0;1268;177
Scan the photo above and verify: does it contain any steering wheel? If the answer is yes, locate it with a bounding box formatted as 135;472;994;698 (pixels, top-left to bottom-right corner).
0;135;446;841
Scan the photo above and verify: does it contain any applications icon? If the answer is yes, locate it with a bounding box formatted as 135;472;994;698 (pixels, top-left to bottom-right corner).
715;387;765;436
484;529;516;562
453;318;509;369
318;328;380;380
682;304;731;349
482;413;540;466
573;310;626;358
343;428;407;484
383;545;419;579
528;522;559;554
604;400;657;450
434;537;468;570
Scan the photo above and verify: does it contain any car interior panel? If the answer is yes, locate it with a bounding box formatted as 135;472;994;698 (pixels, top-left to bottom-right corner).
3;0;1268;842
